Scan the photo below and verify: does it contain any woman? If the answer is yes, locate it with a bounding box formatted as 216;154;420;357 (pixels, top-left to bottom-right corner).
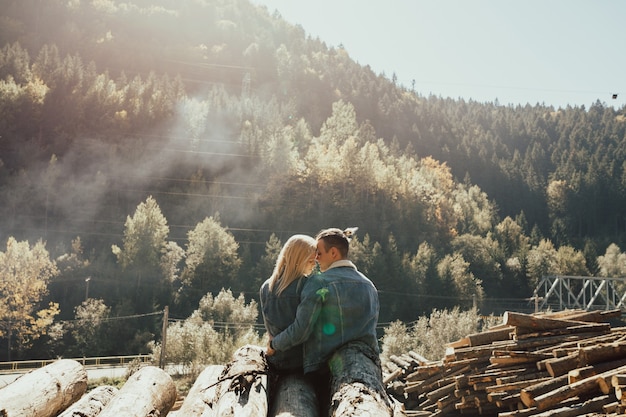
260;234;317;372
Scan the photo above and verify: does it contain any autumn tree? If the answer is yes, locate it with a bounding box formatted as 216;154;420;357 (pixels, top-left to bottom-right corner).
0;237;59;360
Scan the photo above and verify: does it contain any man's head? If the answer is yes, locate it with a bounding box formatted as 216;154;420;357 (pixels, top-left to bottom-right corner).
315;228;356;272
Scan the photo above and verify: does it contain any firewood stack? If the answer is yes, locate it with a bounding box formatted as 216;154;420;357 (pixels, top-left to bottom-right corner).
383;309;626;417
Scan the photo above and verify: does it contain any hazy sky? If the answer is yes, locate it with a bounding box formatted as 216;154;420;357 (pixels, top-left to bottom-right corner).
252;0;625;109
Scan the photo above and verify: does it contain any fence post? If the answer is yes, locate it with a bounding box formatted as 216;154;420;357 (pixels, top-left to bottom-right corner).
159;306;168;369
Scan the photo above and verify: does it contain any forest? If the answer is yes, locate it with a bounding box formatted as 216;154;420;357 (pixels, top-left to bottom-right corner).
1;0;626;362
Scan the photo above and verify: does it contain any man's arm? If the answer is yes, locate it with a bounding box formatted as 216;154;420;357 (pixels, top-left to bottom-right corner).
270;278;324;353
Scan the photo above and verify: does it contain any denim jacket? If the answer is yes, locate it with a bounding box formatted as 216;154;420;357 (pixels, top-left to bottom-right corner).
271;261;380;374
260;276;307;372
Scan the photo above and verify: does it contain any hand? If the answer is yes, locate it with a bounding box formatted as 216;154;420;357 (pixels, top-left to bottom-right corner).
266;342;275;356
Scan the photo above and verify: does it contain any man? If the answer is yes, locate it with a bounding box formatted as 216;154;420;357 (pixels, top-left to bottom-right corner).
266;227;381;411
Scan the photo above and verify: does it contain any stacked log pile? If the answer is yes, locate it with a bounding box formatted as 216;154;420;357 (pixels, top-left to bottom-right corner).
383;309;626;417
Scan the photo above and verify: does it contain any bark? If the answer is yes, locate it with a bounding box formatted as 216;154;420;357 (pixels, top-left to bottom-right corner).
568;358;626;383
328;342;396;417
504;311;601;331
212;345;269;417
0;359;87;417
269;373;319;417
580;342;626;365
532;364;626;410
520;374;569;408
172;365;224;417
57;386;118;417
98;366;176;417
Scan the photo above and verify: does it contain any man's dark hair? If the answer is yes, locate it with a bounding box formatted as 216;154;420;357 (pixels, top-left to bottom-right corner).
316;227;356;258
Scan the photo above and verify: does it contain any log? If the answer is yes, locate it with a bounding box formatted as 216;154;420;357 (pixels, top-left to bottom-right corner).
532;364;626;410
269;373;319;417
568;358;626;383
171;364;224;417
57;386;118;417
98;365;177;417
212;345;269;417
580;342;626;365
0;358;87;417
503;311;590;331
528;394;613;417
520;374;569;407
328;342;395;417
544;352;581;377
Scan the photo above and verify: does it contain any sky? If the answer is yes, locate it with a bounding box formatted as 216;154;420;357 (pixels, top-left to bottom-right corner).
252;0;625;109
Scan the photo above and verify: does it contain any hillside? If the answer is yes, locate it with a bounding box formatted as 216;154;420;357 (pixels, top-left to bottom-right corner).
1;0;626;360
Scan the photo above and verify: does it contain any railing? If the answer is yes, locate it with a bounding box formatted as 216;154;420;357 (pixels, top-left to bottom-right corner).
0;354;153;373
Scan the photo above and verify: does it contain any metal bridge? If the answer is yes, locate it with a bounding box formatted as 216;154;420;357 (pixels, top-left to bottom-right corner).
532;275;626;312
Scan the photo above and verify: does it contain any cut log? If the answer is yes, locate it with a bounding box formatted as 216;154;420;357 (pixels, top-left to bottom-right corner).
580;341;626;365
568;357;626;383
212;345;269;417
528;394;613;417
0;358;87;417
171;364;224;417
328;342;395;417
532;364;626;410
503;311;590;331
520;374;569;407
544;352;581;377
57;386;118;417
269;373;319;417
98;365;177;417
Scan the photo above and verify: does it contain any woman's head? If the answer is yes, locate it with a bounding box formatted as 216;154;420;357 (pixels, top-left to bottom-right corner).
269;234;317;295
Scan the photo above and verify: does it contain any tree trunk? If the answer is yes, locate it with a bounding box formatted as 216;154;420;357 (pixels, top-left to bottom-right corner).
57;386;118;417
328;342;396;417
0;359;87;417
504;311;597;331
212;344;269;417
269;373;319;417
98;366;176;417
171;365;224;417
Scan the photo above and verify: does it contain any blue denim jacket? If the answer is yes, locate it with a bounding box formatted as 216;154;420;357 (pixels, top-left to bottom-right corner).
260;276;307;372
271;261;380;374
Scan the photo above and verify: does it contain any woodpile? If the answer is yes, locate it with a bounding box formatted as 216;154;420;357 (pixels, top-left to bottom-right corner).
0;344;396;417
0;359;173;417
382;309;626;417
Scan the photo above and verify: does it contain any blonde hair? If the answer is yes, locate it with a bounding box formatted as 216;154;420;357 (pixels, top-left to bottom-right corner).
269;234;316;295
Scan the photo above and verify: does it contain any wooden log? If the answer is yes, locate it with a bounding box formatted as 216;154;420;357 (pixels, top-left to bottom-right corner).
407;351;432;365
568;357;626;383
328;342;395;417
0;358;87;417
458;326;514;348
544;351;581;377
57;386;118;417
613;374;626;387
557;308;623;323
533;364;626;410
497;370;551;385
520;374;569;407
596;364;626;394
269;373;319;417
383;368;403;385
514;322;611;339
171;364;224;417
503;311;590;331
98;366;177;417
528;394;613;417
580;341;626;365
212;345;269;417
425;382;456;402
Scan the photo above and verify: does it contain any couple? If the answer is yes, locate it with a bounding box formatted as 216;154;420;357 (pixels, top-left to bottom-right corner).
259;228;381;416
